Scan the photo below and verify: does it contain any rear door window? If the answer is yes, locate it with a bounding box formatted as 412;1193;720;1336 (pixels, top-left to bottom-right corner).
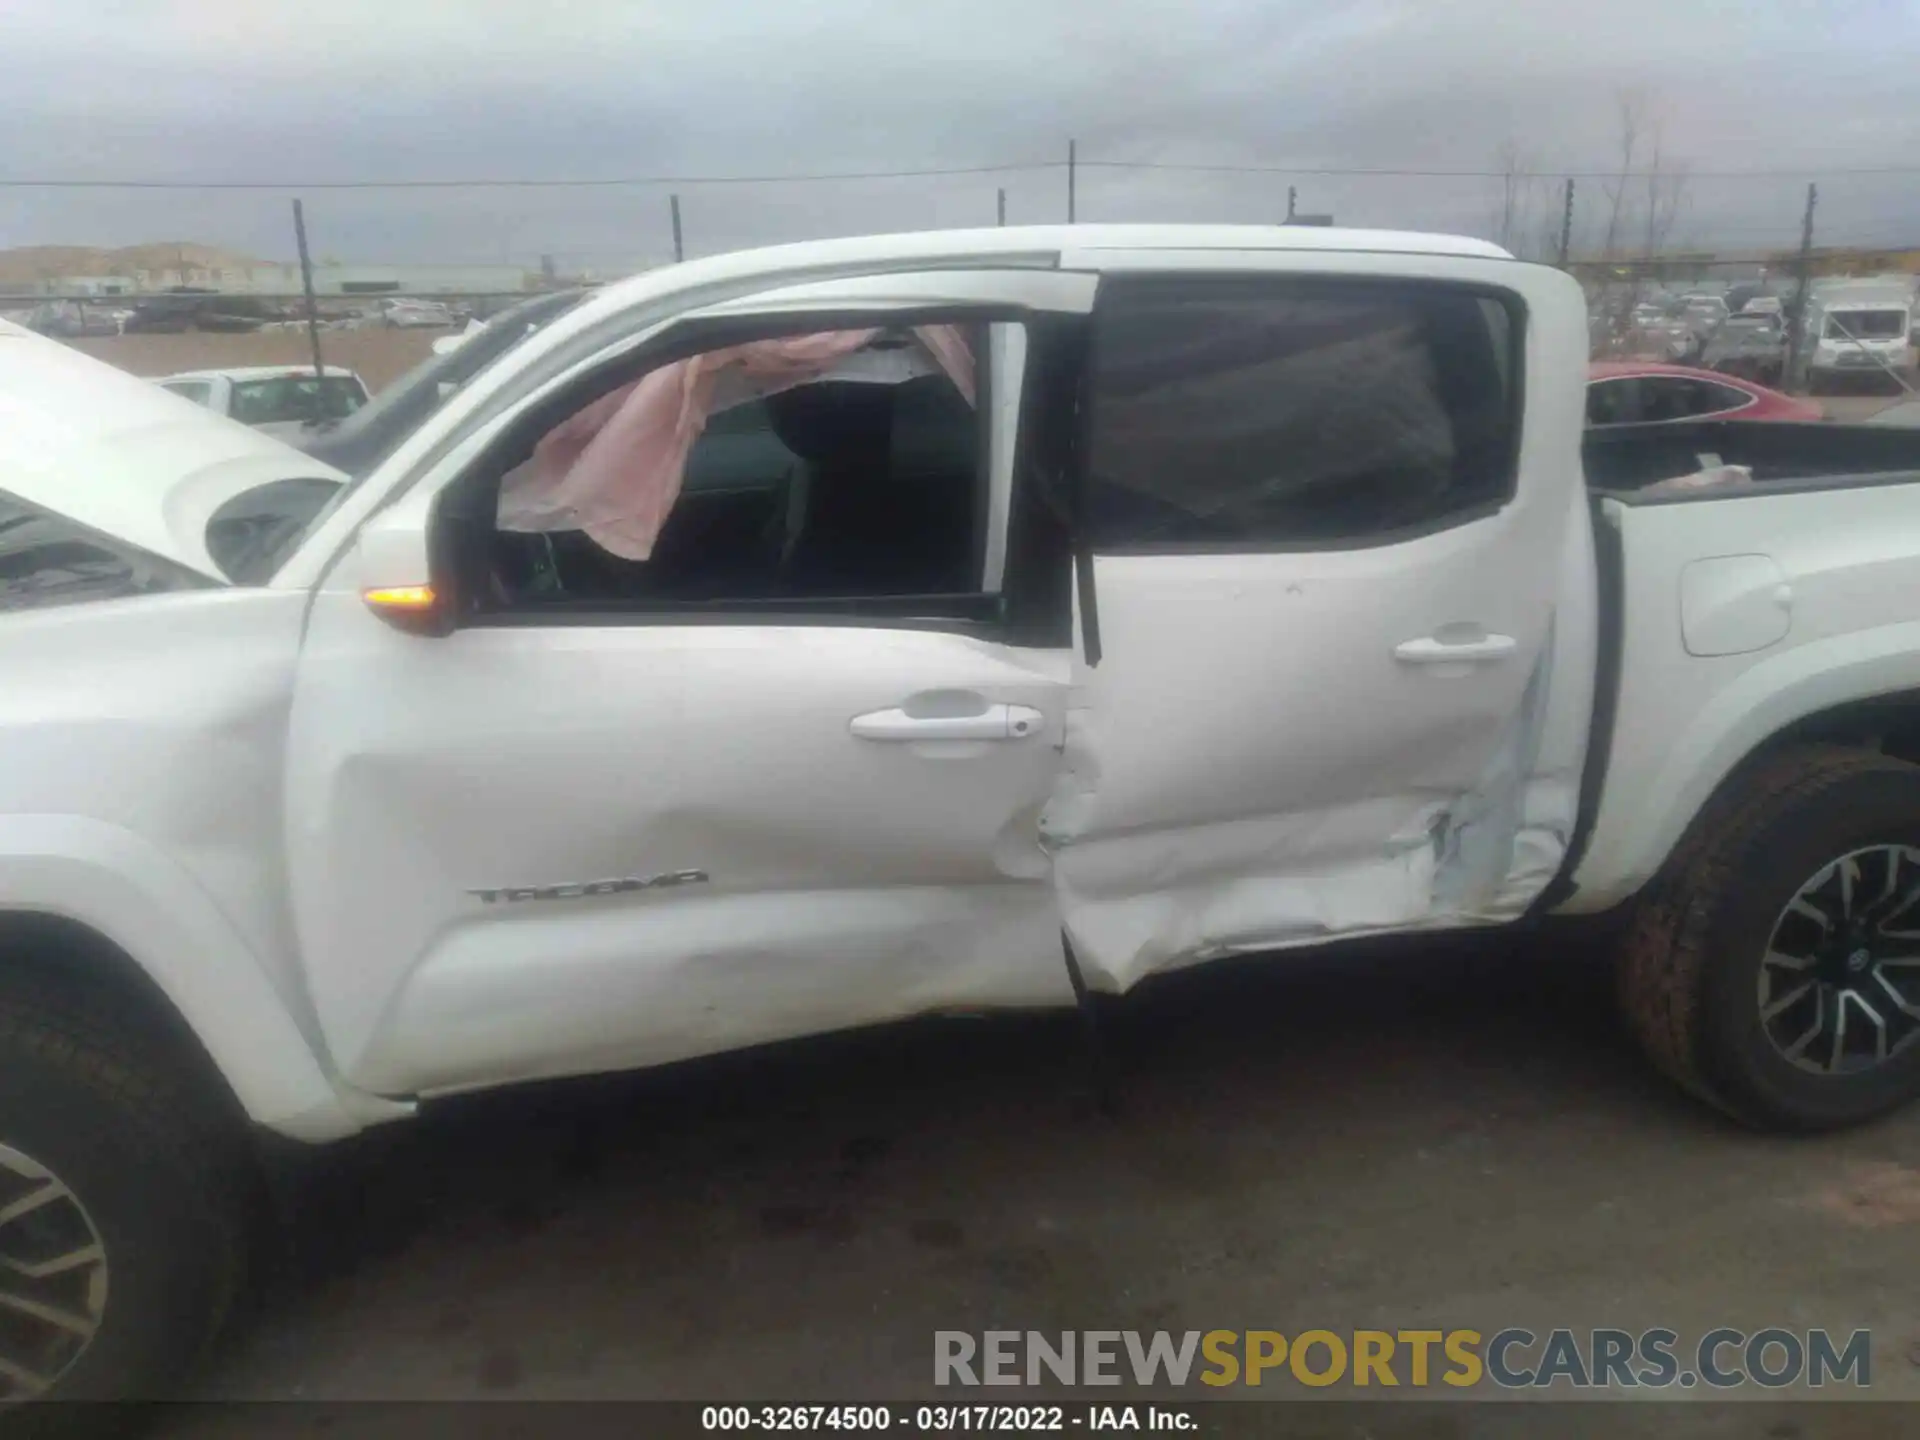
1086;276;1522;547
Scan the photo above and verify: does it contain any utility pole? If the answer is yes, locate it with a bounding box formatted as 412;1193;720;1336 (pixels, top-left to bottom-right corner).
1286;186;1297;222
670;194;684;263
1067;140;1078;222
289;199;327;421
1558;178;1576;267
997;188;1006;226
1787;182;1818;391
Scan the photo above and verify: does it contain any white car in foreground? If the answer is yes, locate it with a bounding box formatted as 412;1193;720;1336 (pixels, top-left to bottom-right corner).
154;363;370;440
7;224;1920;1405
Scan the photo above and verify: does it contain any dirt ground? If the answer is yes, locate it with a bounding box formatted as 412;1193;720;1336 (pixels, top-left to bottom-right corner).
152;931;1920;1435
67;328;441;390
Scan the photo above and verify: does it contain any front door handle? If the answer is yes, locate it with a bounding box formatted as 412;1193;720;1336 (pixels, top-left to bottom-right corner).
1394;632;1518;664
850;704;1045;742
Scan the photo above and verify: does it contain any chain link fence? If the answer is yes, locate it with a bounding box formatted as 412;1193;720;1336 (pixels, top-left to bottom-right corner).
5;152;1917;401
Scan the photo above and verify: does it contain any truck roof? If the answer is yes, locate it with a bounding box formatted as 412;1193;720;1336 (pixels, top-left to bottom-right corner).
1812;279;1913;304
646;223;1508;274
535;223;1515;362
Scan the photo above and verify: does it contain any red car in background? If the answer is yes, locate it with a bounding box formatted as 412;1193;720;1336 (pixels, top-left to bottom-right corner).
1587;361;1823;426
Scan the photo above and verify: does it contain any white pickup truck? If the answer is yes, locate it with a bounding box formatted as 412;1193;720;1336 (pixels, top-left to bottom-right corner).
7;224;1920;1405
153;364;371;441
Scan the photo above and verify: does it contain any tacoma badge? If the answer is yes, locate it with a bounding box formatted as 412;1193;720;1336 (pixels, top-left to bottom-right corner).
469;870;709;904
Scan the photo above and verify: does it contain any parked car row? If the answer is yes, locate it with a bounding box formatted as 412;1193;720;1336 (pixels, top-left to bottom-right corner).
123;290;284;334
141;290;587;449
1599;276;1920;397
1631;288;1786;366
19;300;132;338
1700;312;1790;385
18;291;528;339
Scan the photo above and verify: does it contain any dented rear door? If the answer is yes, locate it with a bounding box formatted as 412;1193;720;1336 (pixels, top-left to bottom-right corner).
1047;251;1594;990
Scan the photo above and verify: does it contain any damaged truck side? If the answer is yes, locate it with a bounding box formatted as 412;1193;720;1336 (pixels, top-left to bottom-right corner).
6;224;1920;1404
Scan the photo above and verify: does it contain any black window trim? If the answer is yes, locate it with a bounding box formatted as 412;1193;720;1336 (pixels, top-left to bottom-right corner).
1078;271;1531;557
474;591;1009;638
445;304;1055;641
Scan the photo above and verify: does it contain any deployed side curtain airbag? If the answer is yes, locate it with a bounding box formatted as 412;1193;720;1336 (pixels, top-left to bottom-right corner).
497;326;974;561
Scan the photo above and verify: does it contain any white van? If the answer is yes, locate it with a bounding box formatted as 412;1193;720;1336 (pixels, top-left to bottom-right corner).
1809;283;1916;385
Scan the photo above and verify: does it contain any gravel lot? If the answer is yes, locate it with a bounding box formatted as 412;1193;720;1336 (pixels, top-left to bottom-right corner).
148;930;1920;1434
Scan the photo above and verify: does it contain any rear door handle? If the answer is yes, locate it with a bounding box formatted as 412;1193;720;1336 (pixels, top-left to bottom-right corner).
850;704;1046;741
1393;633;1518;664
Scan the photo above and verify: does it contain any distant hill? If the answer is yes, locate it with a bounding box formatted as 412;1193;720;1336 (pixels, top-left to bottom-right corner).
0;242;272;285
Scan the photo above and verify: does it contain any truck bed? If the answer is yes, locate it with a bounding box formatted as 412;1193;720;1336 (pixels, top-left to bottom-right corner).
1564;422;1920;915
1582;419;1920;496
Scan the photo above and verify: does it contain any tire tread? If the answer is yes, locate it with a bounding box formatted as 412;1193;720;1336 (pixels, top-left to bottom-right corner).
0;963;251;1396
1619;744;1918;1128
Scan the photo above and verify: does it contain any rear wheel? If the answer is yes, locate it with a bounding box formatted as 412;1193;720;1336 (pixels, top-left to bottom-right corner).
1620;746;1920;1130
0;971;251;1411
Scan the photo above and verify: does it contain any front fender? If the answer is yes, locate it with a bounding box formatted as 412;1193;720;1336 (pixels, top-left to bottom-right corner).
0;813;379;1141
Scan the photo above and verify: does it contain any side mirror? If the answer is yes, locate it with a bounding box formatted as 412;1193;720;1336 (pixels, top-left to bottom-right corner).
353;488;457;637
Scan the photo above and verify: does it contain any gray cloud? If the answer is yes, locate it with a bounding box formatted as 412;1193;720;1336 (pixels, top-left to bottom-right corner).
3;0;1917;270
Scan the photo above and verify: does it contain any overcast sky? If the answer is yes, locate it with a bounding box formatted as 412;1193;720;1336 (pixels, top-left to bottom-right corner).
5;0;1919;274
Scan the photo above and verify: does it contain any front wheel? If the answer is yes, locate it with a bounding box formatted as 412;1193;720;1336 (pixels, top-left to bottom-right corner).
1620;746;1920;1131
0;973;251;1410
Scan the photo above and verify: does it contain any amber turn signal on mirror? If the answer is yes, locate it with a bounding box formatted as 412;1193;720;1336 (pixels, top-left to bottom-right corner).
362;584;436;611
361;584;449;635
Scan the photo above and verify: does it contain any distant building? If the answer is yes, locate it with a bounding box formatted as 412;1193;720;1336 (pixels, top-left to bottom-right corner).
248;263;533;297
49;275;137;297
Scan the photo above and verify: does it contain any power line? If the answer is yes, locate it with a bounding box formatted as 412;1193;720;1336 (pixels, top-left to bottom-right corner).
5;158;1920;191
0;162;1062;191
1080;160;1920;181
